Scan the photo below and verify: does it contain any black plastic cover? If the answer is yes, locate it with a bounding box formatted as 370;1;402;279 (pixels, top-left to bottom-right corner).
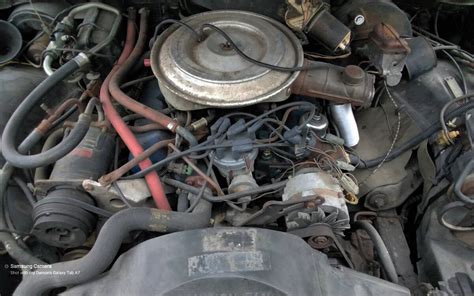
63;228;410;296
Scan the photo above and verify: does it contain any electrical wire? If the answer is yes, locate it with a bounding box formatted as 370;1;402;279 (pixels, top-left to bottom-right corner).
153;19;346;72
120;75;155;89
124;142;291;180
361;82;401;181
440;93;474;144
185;153;214;213
112;182;133;208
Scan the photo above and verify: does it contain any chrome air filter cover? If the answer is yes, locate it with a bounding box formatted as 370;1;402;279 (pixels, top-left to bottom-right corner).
150;10;304;111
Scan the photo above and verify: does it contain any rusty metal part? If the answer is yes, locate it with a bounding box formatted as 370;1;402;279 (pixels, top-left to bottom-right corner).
291;61;375;107
290;223;354;268
364;23;410;86
308;235;333;249
81;79;101;101
369;23;410;55
36;98;84;134
99;139;173;185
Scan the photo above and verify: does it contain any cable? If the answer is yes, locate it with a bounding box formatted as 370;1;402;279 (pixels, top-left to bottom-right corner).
154;19;347;72
361;82;401;182
163;178;288;202
186;153;214;213
152;19;201;45
112;182;133;208
168;144;224;196
120;75;155;89
124;142;290;179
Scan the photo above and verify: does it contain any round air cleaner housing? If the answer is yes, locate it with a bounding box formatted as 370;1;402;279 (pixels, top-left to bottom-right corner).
150;11;304;111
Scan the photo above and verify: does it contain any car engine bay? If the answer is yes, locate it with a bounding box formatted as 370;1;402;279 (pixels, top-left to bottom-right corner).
0;0;473;295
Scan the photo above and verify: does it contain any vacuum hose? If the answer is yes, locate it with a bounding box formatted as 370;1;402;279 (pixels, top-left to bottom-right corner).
15;199;212;296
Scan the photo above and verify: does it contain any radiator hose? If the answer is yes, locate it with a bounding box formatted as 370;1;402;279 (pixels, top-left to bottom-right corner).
14;199;212;296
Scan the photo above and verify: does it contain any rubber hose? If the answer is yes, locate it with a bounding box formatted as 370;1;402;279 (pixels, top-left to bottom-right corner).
34;128;65;181
352;100;474;168
108;8;197;146
353;221;399;284
99;8;171;210
15;200;212;295
1;56;89;169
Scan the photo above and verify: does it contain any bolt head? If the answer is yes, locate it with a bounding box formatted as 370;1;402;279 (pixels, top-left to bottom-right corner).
354;15;365;26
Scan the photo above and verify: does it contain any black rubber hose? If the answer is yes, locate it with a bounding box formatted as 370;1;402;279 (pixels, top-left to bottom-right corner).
1;56;89;169
353;221;398;284
352;100;474;168
15;200;212;296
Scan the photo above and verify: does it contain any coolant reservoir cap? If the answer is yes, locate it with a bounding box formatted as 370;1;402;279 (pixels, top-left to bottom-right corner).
151;10;304;110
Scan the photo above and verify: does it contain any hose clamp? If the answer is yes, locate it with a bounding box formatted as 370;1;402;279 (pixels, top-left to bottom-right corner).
74;53;90;68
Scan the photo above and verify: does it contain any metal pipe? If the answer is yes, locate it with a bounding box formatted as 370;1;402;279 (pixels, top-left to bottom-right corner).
42;55;54;76
330;103;360;147
353;221;399;284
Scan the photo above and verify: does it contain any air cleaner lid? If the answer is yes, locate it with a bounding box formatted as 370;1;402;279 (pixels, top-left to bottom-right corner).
150;10;304;110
